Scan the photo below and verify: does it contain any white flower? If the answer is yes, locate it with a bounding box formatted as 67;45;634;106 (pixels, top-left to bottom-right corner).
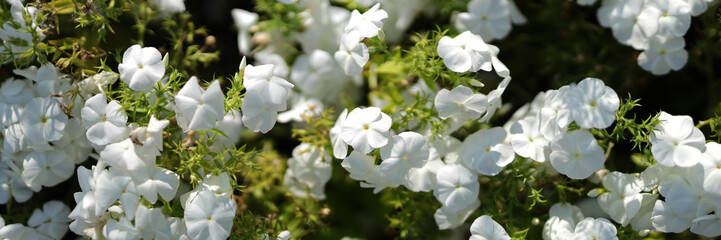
290;49;351;101
0;78;33;106
330;109;350;159
22;149;74;188
434;164;479;212
379;132;429;184
277;97;324;123
538;86;573;140
649;111;705;167
549;130;605;180
597;0;648;50
197;172;233;198
118;45;166;92
214;109;243;145
480;77;512;122
27;200;71;239
341;107;392;154
434;85;488;121
571;218;618;240
470;215;511;240
100;139;153;171
102;216;138;239
700;142;721;194
77;71;119;98
243;64;294;109
284;168;328;199
21;97;68;145
231;8;259;55
169;217;190;240
334;32;369;76
597;172;656;226
341;150;376;182
637;0;691;37
131;115;169;156
131;166;180;204
637;35;688;75
132;205;172;239
283;143;332;199
460;127;514;176
454;0;520;42
52;118;92;164
543;203;585;240
663;165;721;219
81;93;128;146
650;200;692;233
94;169;140;220
294;2;349;53
151;0;185;14
567;78;620;129
14;63;71;97
0;167;35;203
184;190;236;240
437;31;489;73
482;45;511;78
405;158;445;192
433;199;480;230
575;0;598;6
344;3;388;38
241;90;285;133
0;5;44;54
174;77;225;131
510;116;550;162
0;224;42;240
685;0;713;16
690;212;721;237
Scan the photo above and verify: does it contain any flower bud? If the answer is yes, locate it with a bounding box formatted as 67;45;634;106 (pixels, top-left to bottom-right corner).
587;189;600;198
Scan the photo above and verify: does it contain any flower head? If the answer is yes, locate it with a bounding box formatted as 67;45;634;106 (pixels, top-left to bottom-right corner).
433;164;479;212
379;132;429;184
174;77;225;131
118;45;166;92
567;78;620;129
341;107;392;154
549;130;605;179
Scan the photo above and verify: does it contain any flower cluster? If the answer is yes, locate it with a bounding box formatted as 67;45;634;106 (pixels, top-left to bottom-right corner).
594;0;712;75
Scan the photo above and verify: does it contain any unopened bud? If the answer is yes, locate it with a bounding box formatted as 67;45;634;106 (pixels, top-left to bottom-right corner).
162;52;169;67
531;217;540;226
239;56;247;72
638;229;651;237
587;189;600;198
205;35;216;48
377;29;385;42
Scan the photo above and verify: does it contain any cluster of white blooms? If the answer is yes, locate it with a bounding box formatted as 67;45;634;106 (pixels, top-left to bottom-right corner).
535;110;721;238
453;0;526;42
240;63;293;133
232;0;395;131
596;0;713;75
283;143;332;199
624;113;721;237
502;77;620;180
0;2;44;55
63;44;247;240
334;3;388;76
0;201;71;239
543;203;619;239
322;70;515;230
0;62;82;240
